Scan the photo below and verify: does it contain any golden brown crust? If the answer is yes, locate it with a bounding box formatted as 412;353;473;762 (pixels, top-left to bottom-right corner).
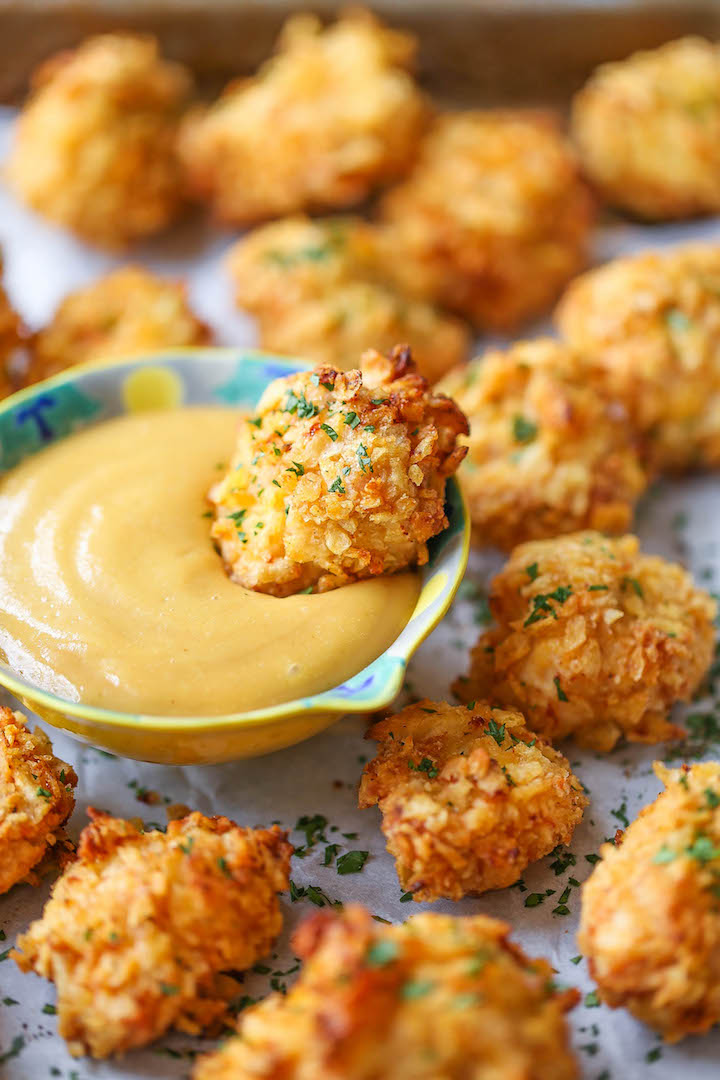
359;698;587;901
437;339;647;549
579;762;720;1041
379;110;594;330
571;36;720;220
209;347;468;596
0;707;77;895
0;273;25;399
454;532;717;751
28;266;211;382
193;905;580;1080
7;34;191;248
226;216;469;383
556;244;720;471
13;810;292;1058
179;10;428;224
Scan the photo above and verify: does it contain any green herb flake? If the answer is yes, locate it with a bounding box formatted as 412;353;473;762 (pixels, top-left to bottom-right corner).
512;414;538;444
357;444;373;473
160;983;180;996
705;788;720;809
366;940;398;967
553;676;568;702
336;850;369;875
622;576;644;598
570;955;582;965
653;845;677;864
344;411;360;429
329;476;346;494
42;1003;57;1014
408;756;439;779
400;891;414;902
323;843;340;866
525;562;539;581
401;979;434;1000
486;718;506;746
284;390;319;419
587;584;609;591
320;423;338;441
584;990;600;1007
286;461;305;477
524;893;545;908
217;856;232;878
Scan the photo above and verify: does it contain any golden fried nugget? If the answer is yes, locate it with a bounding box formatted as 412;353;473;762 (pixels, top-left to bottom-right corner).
179;10;428;224
572;37;720;220
437;339;647;550
209;347;468;596
0;707;76;895
0;268;25;398
226;216;469;383
7;34;191;248
454;532;716;752
359;699;587;901
579;762;720;1041
379;110;594;330
194;905;580;1080
556;244;720;472
29;266;210;382
14;810;292;1058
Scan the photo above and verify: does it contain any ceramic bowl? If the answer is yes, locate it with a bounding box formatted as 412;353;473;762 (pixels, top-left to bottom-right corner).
0;349;470;764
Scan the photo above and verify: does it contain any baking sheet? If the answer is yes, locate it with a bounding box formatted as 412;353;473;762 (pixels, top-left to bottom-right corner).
1;106;720;1079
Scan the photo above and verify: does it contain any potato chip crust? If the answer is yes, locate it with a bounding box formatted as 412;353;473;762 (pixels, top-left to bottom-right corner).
226;216;469;383
556;244;720;471
380;110;594;330
0;707;76;895
454;532;716;751
7;34;191;248
209;347;468;596
28;266;210;382
359;698;587;901
579;761;720;1041
179;10;428;224
437;339;647;550
571;36;720;219
13;811;292;1057
193;905;580;1080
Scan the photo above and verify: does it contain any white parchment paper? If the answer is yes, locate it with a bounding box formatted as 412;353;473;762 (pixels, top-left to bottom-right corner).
1;107;720;1080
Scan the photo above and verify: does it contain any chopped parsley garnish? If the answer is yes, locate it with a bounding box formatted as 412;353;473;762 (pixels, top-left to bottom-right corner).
587;584;609;591
653;845;677;864
36;787;51;799
294;814;328;850
524;585;573;626
41;1003;57;1014
399;891;414;903
366;940;398;967
512;414;538;444
486;718;506;746
646;1047;663;1063
248;417;262;428
705;788;720;808
402;979;434;1000
286;461;304;477
524;893;545;908
217;857;232;878
320;423;338;441
570;955;582;965
0;1036;24;1065
686;834;720;863
611;802;629;828
554;676;568;702
622;576;644;598
408;757;439;779
665;308;692;334
357;444;373;473
525;562;539;581
584;991;600;1007
284;390;319;418
344;411;360;429
336;850;369;875
329;476;346;494
160;983;179;996
323;844;339;866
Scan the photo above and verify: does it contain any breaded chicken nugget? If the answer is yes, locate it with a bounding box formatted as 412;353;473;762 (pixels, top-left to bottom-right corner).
359;699;587;901
454;532;716;751
579;762;720;1041
0;267;25;398
194;905;580;1080
7;34;191;248
437;339;647;550
179;10;428;224
379;110;594;330
28;266;210;383
226;216;469;383
0;707;76;895
209;347;468;596
556;244;720;472
13;810;292;1058
572;37;720;220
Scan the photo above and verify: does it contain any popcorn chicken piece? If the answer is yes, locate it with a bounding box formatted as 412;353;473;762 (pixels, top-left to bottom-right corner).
454;532;716;751
13;810;292;1058
0;266;25;398
179;10;428;224
209;347;468;596
28;266;210;382
226;216;469;383
380;110;594;330
359;699;587;901
437;339;647;550
556;244;720;471
579;762;720;1041
194;905;580;1080
0;707;76;895
571;37;720;220
7;34;191;248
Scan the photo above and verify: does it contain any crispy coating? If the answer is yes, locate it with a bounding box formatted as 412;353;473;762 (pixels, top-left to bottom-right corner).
437;339;647;550
13;810;292;1058
226;216;469;383
454;532;717;752
571;37;720;220
556;244;720;472
0;707;76;895
28;266;211;383
579;762;720;1041
7;34;191;248
179;10;428;224
379;110;594;330
209;347;468;596
358;699;587;901
194;905;580;1080
0;267;25;398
